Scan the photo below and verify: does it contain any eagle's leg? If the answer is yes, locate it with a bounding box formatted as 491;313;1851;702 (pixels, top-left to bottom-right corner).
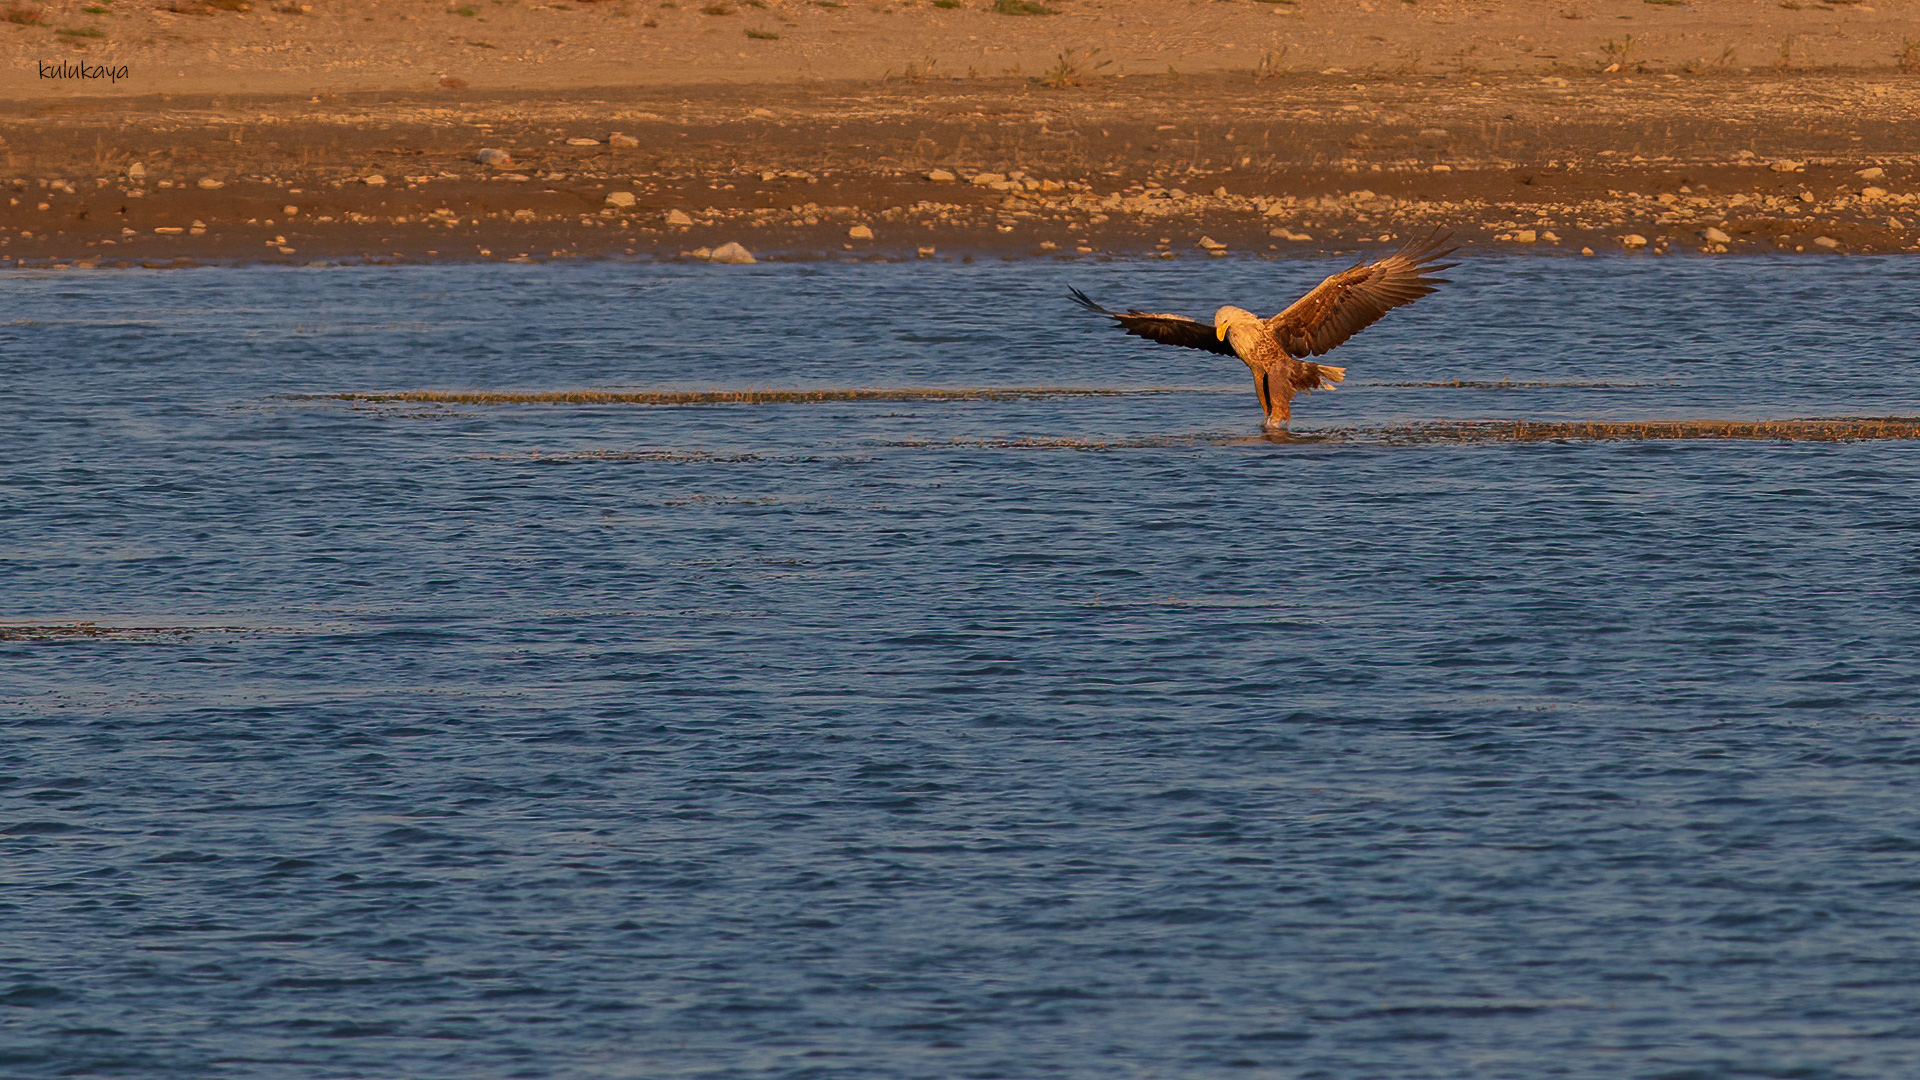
1257;369;1294;429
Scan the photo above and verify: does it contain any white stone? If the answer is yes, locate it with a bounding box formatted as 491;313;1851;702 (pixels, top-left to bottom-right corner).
283;205;299;216
127;162;146;180
708;241;755;264
1813;235;1841;249
197;178;224;189
1622;234;1648;248
1196;236;1227;250
609;134;639;149
604;191;637;208
1701;226;1732;244
970;173;1006;186
363;175;387;186
1513;229;1537;244
925;169;956;182
1858;167;1886;180
665;209;694;226
475;148;512;166
1862;187;1889;200
1430;164;1452;173
848;224;874;240
566;137;600;146
1769;159;1805;172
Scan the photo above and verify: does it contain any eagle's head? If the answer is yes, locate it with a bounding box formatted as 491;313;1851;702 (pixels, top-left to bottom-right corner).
1213;305;1259;341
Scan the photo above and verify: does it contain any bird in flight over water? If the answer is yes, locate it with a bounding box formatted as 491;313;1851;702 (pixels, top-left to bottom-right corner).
1071;231;1458;430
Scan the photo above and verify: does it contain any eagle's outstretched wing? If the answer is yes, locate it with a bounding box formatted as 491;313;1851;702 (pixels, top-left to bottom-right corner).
1267;231;1457;358
1070;287;1238;357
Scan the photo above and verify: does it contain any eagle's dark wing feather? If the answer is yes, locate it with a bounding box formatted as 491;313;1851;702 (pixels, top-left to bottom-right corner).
1070;287;1239;357
1266;230;1458;358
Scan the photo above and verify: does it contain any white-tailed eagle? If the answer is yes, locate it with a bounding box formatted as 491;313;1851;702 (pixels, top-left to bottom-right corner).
1072;232;1458;428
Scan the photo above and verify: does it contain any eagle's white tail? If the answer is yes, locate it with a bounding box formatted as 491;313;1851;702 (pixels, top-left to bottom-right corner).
1314;364;1346;391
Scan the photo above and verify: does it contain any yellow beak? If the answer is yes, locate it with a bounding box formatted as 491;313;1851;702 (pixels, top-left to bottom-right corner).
1216;323;1229;341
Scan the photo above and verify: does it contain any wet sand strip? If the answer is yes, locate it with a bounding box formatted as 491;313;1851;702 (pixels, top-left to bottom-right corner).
885;416;1920;451
1369;380;1678;389
0;622;263;643
322;387;1229;407
1327;417;1920;444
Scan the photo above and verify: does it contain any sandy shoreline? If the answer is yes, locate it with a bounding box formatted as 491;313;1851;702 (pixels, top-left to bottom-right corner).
4;0;1918;266
6;0;1917;98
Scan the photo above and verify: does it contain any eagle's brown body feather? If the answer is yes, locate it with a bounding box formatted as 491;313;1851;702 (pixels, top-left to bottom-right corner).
1071;231;1457;428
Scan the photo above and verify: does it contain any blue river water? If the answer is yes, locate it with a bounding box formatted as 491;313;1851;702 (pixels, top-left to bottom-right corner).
5;254;1920;1079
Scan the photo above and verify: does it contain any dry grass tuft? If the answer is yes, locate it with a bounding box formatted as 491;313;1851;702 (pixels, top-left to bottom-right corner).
898;54;939;82
1037;47;1111;88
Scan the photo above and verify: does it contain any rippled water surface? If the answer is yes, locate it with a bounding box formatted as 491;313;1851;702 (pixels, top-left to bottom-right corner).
7;256;1920;1079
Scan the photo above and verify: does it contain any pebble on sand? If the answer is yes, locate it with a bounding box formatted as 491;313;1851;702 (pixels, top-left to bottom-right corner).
1512;229;1537;244
707;241;755;264
604;191;637;208
1701;226;1733;244
362;175;387;186
609;134;639;149
1580;247;1596;256
197;178;224;189
1196;236;1227;252
848;224;874;240
474;148;512;167
665;209;694;226
127;162;146;180
1769;159;1806;173
917;246;936;258
1621;234;1649;248
1857;167;1886;180
1813;236;1841;249
925;169;956;182
566;137;600;146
